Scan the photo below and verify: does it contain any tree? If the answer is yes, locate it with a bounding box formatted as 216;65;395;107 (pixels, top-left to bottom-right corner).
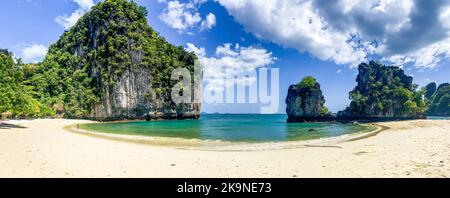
138;5;148;17
0;49;53;118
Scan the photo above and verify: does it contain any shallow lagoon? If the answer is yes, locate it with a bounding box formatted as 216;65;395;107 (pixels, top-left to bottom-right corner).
80;114;375;142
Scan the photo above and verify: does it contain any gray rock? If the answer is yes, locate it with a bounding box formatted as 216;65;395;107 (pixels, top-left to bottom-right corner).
286;77;331;122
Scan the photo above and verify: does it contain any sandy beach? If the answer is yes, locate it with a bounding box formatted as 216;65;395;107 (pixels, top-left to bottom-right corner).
1;119;449;178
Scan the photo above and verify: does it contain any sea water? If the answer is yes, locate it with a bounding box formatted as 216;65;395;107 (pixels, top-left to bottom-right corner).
80;114;373;142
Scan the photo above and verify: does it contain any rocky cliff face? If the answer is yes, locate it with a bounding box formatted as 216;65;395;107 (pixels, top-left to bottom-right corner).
286;76;331;122
38;0;201;120
337;61;426;120
427;83;450;116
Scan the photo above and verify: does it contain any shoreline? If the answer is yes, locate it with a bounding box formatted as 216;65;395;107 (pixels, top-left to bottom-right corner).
65;122;384;151
1;119;450;177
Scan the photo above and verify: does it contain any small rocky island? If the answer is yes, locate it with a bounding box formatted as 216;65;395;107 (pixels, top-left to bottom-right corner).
286;76;332;122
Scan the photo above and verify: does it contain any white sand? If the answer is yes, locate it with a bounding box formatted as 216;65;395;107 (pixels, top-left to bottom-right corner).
1;119;449;178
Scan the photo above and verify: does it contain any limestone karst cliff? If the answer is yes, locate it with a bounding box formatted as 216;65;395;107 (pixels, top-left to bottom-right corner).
286;62;428;123
337;61;426;120
31;0;201;120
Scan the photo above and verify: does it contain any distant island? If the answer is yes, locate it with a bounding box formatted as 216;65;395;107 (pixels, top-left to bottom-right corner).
286;61;449;122
0;0;201;121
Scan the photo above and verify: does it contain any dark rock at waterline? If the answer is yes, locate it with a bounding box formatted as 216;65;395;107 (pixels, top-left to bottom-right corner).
287;116;337;123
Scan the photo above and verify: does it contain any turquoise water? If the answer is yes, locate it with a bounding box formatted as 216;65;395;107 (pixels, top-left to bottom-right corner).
80;114;374;142
428;116;450;120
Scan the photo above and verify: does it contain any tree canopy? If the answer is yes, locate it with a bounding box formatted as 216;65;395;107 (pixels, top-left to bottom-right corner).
0;49;53;118
297;76;319;89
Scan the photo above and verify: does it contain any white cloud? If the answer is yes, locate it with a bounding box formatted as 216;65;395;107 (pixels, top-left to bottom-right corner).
440;5;450;29
55;0;94;30
74;0;94;9
159;0;216;33
336;69;342;74
217;0;450;69
186;43;206;58
186;43;276;91
200;13;216;31
216;0;377;67
159;1;202;32
215;43;238;57
16;44;48;63
384;38;450;69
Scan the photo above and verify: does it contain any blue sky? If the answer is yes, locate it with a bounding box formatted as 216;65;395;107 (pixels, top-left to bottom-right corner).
1;0;450;114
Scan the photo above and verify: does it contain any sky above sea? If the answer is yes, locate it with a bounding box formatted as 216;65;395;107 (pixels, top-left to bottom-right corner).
1;0;450;114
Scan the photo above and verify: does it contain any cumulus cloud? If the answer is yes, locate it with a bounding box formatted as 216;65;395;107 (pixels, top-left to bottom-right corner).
200;13;216;31
186;43;206;57
74;0;95;9
55;0;94;30
159;1;202;32
185;43;276;91
159;0;216;33
217;0;450;69
384;38;450;69
15;44;48;63
381;0;449;55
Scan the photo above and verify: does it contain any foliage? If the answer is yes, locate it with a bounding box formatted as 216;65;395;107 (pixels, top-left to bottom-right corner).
24;0;197;118
0;49;54;118
138;5;148;17
297;76;319;89
427;83;450;116
320;106;331;116
341;61;427;118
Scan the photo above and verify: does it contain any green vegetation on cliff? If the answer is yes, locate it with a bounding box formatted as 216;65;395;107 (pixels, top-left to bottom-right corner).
35;0;196;118
426;82;450;116
339;61;427;119
297;76;319;89
1;0;199;119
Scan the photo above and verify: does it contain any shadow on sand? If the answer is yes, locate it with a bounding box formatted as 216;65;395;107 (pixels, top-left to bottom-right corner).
0;122;27;129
